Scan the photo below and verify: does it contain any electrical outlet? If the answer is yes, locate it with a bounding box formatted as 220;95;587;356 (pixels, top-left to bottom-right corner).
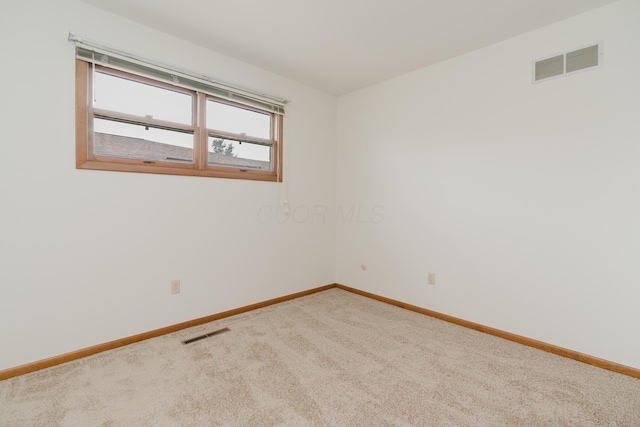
428;272;436;286
171;279;181;294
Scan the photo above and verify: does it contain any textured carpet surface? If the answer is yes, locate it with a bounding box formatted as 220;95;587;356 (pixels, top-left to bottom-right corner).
1;288;639;426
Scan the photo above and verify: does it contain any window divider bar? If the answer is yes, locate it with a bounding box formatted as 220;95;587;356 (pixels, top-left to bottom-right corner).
277;114;283;182
206;129;275;146
197;93;208;171
93;109;195;133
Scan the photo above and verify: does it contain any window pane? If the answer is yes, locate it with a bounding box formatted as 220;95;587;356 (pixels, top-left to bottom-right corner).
94;72;192;125
208;136;271;170
94;119;194;163
206;100;271;139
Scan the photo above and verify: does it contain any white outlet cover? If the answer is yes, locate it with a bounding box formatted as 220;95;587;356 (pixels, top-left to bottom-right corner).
428;273;436;285
171;280;181;294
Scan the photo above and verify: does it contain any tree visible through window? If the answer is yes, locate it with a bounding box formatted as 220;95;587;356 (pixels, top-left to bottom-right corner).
211;138;236;158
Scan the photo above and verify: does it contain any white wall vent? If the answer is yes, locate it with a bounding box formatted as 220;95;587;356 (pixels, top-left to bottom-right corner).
533;42;602;83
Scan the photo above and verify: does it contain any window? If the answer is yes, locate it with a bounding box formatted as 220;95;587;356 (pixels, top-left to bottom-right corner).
76;61;283;182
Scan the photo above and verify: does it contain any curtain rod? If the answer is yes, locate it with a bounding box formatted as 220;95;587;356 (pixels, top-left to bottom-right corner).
68;33;289;106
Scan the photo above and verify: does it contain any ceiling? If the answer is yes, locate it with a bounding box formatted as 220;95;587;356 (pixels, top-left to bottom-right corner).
80;0;619;95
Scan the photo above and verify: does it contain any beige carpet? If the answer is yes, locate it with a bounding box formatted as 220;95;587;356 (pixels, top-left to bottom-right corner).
1;289;639;426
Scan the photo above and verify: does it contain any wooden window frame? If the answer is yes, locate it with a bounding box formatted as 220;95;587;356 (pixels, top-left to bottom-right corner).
75;60;283;182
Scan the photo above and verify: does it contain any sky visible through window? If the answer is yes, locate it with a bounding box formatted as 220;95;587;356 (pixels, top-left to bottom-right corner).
94;71;272;162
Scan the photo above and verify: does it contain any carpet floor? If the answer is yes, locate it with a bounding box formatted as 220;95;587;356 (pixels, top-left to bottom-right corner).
1;288;639;426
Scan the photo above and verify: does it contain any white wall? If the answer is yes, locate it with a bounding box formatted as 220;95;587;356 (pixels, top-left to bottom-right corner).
336;0;640;369
0;0;336;371
2;0;638;374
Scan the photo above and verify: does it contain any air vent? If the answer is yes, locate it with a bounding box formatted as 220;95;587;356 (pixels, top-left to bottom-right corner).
533;42;602;83
535;55;564;81
181;327;230;344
